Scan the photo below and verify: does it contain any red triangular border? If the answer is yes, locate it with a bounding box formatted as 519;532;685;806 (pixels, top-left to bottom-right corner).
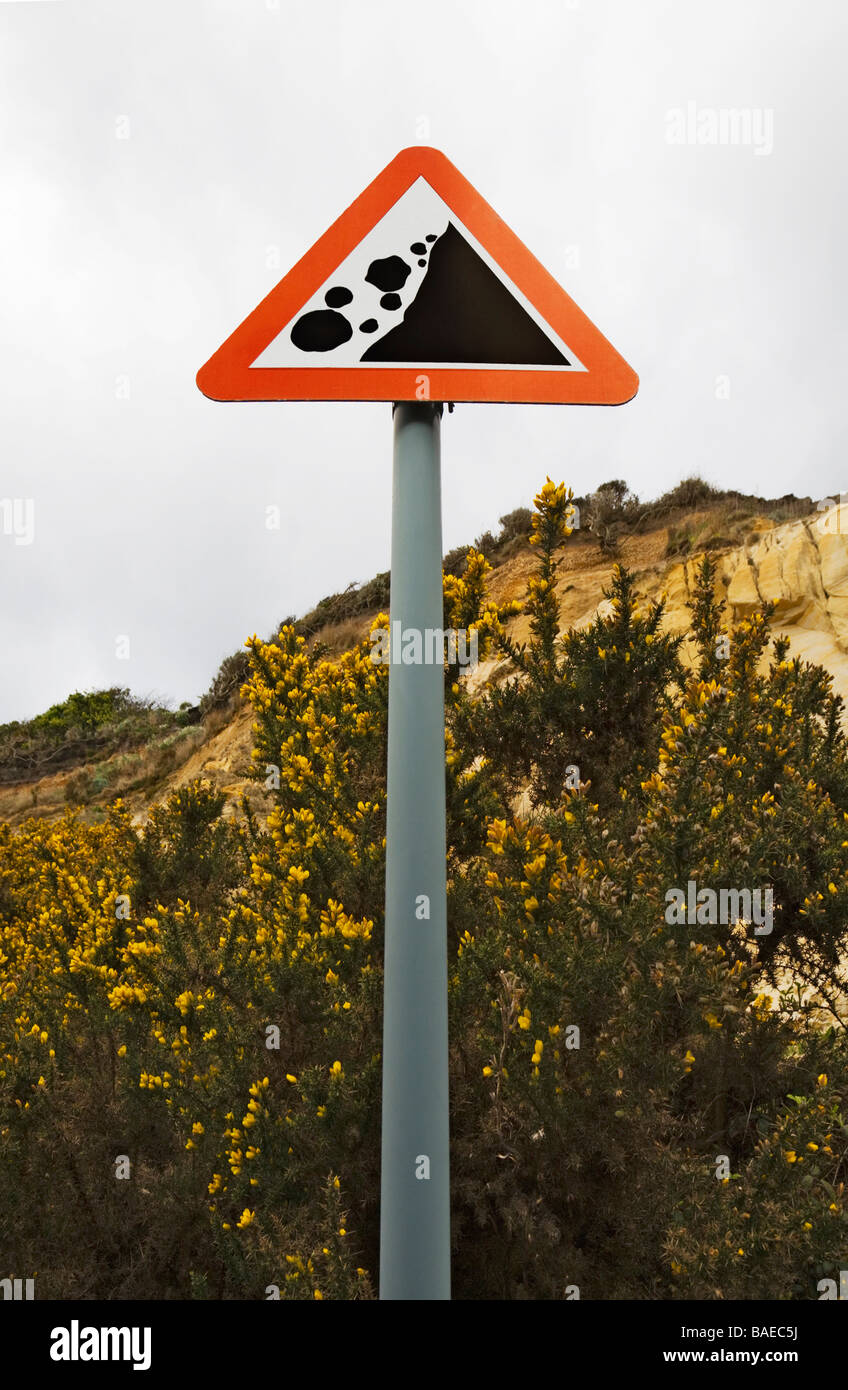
196;147;638;406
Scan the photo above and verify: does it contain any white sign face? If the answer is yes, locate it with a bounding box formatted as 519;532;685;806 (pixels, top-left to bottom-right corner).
251;177;586;373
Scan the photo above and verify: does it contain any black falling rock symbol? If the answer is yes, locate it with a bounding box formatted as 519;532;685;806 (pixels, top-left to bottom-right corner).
360;223;569;366
365;255;411;292
289;251;420;351
291;308;353;352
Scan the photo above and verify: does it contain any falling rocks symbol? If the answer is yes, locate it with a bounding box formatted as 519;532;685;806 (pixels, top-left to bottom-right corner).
365;255;413;293
361;222;569;366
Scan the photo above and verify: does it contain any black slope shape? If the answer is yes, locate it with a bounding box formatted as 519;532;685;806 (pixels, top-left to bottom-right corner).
360;222;569;366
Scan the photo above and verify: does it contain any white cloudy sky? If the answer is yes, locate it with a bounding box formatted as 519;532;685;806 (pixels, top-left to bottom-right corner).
1;0;846;722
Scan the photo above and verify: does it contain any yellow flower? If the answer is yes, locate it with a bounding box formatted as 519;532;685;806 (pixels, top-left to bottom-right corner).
817;1073;828;1087
314;1289;323;1300
784;1150;797;1164
237;1209;255;1229
482;1066;493;1077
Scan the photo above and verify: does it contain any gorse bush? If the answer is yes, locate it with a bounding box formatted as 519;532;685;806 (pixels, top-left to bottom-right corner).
457;484;684;813
1;479;847;1299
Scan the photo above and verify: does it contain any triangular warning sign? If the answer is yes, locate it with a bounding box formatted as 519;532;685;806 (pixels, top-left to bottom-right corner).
196;147;638;406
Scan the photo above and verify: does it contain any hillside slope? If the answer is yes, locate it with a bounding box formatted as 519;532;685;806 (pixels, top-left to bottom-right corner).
3;499;846;830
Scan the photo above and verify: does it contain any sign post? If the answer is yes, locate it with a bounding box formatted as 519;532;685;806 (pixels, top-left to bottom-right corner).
380;401;450;1299
197;144;638;1299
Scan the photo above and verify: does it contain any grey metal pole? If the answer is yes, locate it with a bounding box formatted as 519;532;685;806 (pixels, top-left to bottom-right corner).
379;401;451;1300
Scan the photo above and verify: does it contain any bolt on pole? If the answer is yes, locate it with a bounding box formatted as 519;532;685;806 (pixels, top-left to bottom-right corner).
379;400;451;1300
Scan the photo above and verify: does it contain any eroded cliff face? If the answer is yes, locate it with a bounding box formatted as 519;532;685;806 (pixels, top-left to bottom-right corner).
661;503;848;706
473;502;848;706
4;502;847;830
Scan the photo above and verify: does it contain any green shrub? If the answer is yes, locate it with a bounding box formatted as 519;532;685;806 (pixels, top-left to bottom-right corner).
200;650;251;716
0;689;179;785
498;506;533;544
295;572;391;638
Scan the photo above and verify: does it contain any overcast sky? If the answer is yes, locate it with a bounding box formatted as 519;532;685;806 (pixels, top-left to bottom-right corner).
1;0;846;723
